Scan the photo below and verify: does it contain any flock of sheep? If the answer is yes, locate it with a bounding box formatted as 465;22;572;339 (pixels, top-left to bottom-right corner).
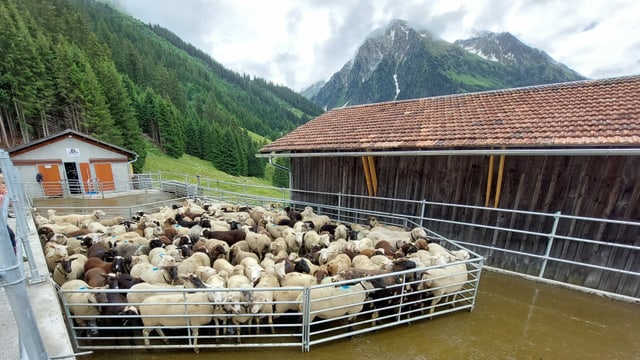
36;199;473;352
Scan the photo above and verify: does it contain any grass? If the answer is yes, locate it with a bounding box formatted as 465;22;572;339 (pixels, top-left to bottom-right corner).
142;143;286;199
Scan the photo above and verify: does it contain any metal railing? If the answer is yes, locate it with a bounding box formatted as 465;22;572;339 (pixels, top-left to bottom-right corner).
57;249;482;352
32;171;640;300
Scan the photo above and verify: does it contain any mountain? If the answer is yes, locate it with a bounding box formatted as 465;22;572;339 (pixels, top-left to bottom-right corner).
310;19;586;110
300;80;326;99
0;0;322;177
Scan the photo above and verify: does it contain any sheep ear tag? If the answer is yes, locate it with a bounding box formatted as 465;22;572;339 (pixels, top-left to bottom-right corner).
341;285;350;290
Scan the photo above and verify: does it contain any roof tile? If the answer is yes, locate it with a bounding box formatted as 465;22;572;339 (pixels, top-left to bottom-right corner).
261;76;640;153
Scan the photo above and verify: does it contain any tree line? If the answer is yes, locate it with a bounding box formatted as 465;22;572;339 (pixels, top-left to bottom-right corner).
0;0;321;178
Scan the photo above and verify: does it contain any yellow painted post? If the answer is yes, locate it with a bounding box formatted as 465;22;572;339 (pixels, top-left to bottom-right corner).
485;155;495;207
361;156;373;196
367;156;378;196
494;154;506;208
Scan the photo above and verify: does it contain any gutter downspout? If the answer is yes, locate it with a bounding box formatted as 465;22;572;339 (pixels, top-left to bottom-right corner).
268;157;292;189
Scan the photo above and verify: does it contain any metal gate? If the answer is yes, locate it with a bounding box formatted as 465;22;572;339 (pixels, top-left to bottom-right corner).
57;243;482;353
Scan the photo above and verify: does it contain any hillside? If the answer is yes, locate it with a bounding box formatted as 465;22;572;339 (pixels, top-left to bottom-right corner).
0;0;322;177
310;19;586;110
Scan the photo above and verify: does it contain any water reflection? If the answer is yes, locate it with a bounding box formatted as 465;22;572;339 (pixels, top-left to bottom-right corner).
85;271;640;360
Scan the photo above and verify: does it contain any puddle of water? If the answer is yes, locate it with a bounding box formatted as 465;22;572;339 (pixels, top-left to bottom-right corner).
85;271;640;360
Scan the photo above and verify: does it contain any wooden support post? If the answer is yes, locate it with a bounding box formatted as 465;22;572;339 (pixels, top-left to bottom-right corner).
494;154;506;208
367;156;378;196
485;155;495;207
361;156;373;196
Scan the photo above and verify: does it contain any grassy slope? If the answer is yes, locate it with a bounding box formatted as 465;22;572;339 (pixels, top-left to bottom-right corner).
142;144;283;198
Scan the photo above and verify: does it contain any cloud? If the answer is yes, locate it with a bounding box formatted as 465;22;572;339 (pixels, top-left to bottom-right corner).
118;0;640;91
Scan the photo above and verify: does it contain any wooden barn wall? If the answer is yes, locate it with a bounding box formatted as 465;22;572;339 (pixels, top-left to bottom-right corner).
290;155;640;297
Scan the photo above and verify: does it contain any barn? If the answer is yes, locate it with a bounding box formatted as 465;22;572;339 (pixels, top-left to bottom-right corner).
8;129;137;197
259;75;640;295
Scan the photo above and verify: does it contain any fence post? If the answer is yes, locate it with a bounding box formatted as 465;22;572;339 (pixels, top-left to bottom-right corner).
539;211;561;278
419;199;427;228
301;287;311;352
337;192;342;222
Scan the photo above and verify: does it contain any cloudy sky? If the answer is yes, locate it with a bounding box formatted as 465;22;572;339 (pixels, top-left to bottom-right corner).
118;0;640;91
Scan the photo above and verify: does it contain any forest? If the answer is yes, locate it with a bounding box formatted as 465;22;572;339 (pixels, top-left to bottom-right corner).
0;0;322;177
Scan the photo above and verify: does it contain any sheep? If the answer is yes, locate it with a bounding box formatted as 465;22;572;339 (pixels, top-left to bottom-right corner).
298;230;329;255
243;230;272;259
351;254;382;271
201;229;246;245
176;252;211;278
273;272;318;317
300;206;331;230
48;209;106;226
60;279;108;337
213;258;244;277
48;233;90;255
45;242;69;273
53;254;88;286
240;257;266;285
83;256;126;275
419;262;469;315
139;264;179;285
249;273;280;334
126;281;196;305
296;283;366;325
224;274;254;340
40;222;81;236
138;291;217;353
148;247;177;267
269;238;289;260
325;253;352;276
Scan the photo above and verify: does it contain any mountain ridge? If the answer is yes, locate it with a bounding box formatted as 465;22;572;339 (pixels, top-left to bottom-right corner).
306;20;586;110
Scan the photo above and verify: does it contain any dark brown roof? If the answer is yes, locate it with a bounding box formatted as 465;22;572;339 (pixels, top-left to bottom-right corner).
260;76;640;154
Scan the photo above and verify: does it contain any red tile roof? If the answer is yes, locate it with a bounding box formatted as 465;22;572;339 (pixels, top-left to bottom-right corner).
260;76;640;153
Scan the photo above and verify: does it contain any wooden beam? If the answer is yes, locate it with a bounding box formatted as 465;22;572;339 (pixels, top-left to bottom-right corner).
494;154;506;208
485;155;495;207
367;156;378;196
361;156;373;196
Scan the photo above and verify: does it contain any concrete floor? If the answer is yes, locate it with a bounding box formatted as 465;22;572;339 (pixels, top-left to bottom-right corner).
1;216;75;360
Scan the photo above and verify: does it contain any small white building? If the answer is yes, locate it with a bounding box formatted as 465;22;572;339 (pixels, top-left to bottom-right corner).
8;129;137;197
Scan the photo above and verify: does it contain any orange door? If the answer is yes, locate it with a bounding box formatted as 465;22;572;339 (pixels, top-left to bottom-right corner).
79;162;91;192
37;164;63;196
94;163;115;191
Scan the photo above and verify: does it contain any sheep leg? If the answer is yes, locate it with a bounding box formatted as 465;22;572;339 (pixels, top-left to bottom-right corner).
268;315;275;334
192;328;200;353
143;327;170;345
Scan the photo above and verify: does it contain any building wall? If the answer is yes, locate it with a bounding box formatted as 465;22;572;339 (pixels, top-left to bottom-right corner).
290;154;640;297
10;137;131;195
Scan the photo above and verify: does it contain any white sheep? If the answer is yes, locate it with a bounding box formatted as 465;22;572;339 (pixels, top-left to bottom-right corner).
325;253;352;276
241;257;266;285
419;262;469;314
243;230;272;259
139;291;216;353
45;241;69;273
296;283;366;323
126;282;191;305
273;272;318;316
213;258;244;277
300;206;331;230
249;273;280;334
177;252;211;278
224;274;254;340
351;254;382;271
49;209;106;226
149;247;177;267
60;279;107;336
